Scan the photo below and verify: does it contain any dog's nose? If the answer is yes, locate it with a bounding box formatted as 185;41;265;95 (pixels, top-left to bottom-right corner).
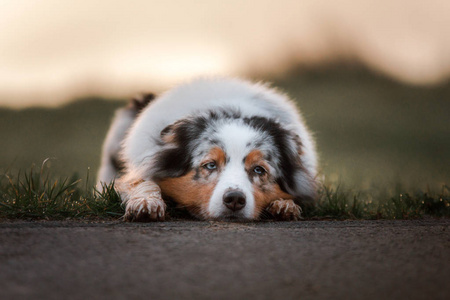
223;190;246;212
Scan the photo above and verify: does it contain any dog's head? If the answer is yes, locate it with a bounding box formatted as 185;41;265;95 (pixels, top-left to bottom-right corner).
152;109;316;220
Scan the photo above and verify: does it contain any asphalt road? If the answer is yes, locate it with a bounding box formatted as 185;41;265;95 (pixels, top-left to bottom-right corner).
1;219;449;300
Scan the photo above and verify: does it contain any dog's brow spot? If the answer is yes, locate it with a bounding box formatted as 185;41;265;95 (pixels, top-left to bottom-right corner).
244;149;265;169
203;147;227;168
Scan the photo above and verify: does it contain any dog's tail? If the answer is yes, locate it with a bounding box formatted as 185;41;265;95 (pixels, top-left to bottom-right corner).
96;93;155;189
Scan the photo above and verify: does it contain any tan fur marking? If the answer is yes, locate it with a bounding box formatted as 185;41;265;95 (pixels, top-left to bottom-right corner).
158;171;216;217
161;124;177;143
161;133;175;144
245;150;264;169
204;147;226;167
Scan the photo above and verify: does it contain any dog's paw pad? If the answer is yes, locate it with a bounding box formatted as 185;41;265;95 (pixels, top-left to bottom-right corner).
125;198;166;222
267;199;302;221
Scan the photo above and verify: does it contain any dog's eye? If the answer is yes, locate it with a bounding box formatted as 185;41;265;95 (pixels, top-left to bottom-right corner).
203;162;217;171
253;166;266;175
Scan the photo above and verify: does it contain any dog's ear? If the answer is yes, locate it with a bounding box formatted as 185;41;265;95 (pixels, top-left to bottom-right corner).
276;131;317;203
154;117;206;179
160;124;175;144
160;121;181;144
153;120;192;179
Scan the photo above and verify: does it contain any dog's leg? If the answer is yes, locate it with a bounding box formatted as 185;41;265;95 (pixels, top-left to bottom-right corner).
266;199;302;221
115;178;166;221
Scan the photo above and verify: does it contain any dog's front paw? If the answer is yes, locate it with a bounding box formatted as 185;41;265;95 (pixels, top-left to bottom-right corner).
124;197;166;222
267;199;302;221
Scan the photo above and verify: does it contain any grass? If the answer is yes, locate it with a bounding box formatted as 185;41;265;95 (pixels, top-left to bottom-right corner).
304;183;450;219
1;164;448;221
0;163;123;220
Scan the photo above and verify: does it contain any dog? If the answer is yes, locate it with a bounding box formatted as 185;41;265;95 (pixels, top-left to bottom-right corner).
97;78;318;221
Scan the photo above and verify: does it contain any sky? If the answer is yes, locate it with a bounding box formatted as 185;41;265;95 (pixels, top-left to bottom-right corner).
1;0;449;108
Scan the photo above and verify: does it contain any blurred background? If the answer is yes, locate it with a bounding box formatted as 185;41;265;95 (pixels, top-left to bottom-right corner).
0;0;449;189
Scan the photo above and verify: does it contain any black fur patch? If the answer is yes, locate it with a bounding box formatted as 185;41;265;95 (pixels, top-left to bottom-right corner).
153;147;192;179
152;116;209;179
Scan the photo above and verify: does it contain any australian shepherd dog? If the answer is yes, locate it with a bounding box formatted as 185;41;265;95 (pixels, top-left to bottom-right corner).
97;78;318;221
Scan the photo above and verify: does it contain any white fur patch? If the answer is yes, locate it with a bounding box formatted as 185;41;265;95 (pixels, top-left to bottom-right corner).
206;123;258;218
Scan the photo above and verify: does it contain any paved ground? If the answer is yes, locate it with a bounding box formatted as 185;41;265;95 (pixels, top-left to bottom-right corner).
1;219;449;300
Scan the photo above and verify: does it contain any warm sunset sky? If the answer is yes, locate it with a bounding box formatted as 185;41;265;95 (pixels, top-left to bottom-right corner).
1;0;449;108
